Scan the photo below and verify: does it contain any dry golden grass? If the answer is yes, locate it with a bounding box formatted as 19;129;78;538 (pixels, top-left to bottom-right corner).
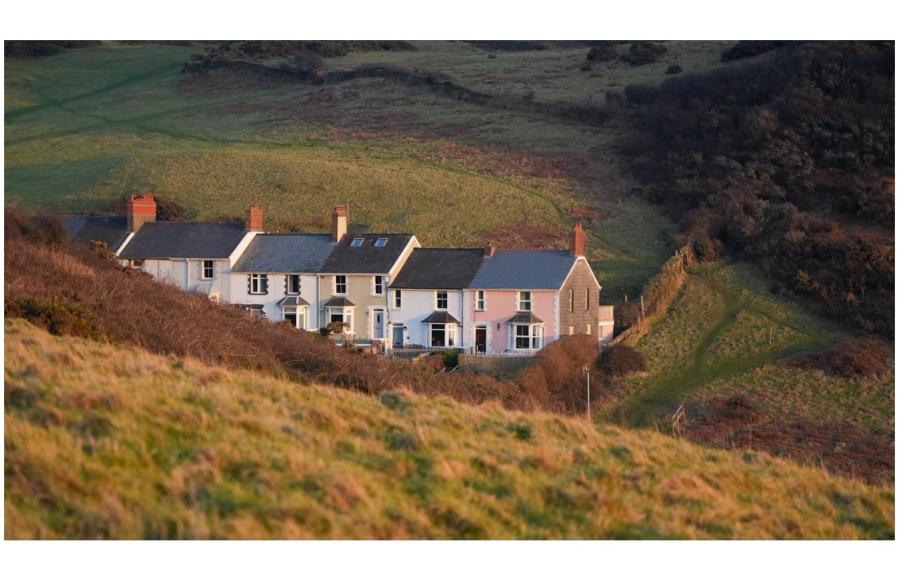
5;319;893;539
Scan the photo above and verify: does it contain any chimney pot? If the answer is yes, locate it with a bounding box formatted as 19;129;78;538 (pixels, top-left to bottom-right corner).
485;241;496;257
246;204;264;232
570;223;585;257
127;193;157;233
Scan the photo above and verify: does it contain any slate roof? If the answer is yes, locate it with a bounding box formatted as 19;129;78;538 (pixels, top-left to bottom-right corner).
232;234;334;273
62;216;130;251
119;222;248;260
319;234;414;274
508;311;544;324
324;296;355;307
391;248;486;289
469;250;576;290
277;295;310;307
422;311;462;324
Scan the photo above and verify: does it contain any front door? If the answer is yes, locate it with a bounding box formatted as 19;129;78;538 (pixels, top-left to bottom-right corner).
373;309;385;339
392;324;404;348
475;325;487;353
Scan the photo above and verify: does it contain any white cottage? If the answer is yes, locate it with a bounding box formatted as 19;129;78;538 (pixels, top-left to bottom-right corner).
387;248;486;349
229;233;336;329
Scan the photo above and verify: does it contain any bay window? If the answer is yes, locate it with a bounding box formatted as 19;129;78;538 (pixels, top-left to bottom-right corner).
512;323;543;350
429;323;457;348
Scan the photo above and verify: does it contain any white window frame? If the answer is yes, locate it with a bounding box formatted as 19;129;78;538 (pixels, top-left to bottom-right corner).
429;323;457;348
476;290;485;311
327;306;354;334
282;305;308;330
286;274;301;295
517;291;532;312
201;260;214;280
249;274;268;295
393;288;402;309
350;237;365;247
334;275;347;295
511;323;543;350
372;275;384;296
374;238;388;248
435;290;449;310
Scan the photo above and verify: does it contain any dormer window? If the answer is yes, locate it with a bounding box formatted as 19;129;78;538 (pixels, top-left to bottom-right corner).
350;238;365;247
517;291;532;312
374;238;388;248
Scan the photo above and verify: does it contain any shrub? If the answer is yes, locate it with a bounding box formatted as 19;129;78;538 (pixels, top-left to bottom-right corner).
620;42;667;66
6;298;103;340
597;345;647;376
586;43;617;62
665;64;682;75
795;339;891;379
441;350;459;369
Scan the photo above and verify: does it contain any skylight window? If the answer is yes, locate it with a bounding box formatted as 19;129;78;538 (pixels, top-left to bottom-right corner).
374;238;388;248
350;238;365;247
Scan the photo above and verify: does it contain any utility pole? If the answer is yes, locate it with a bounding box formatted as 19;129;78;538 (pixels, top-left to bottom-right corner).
583;365;591;422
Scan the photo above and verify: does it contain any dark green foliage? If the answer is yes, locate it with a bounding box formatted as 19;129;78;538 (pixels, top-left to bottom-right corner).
721;41;798;62
625;42;895;337
586;43;618;62
665;64;683;75
213;40;415;59
7;298;103;340
620;42;667;66
4;41;102;58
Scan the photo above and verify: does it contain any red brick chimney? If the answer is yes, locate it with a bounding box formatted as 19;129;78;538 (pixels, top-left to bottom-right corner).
569;223;585;257
485;241;496;257
126;193;157;233
245;204;263;232
332;205;348;242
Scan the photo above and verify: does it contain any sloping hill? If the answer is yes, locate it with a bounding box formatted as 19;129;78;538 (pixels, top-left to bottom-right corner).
5;320;893;539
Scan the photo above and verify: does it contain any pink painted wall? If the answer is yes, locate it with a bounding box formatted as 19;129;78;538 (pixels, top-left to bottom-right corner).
469;290;557;353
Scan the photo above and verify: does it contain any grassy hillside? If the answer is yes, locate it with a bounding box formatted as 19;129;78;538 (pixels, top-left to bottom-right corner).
4;41;694;300
5;319;893;539
599;262;894;483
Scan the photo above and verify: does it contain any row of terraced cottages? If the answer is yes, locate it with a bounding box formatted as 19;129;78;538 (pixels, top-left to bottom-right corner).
63;195;614;354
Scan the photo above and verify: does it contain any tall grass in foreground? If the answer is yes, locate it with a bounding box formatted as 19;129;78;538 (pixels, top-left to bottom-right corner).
4;320;894;539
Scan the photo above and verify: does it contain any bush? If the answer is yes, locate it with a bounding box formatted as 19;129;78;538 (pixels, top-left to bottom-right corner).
6;298;103;340
665;64;682;75
597;345;647;376
586;43;617;62
721;41;796;62
795;339;891;378
625;42;895;337
620;42;667;66
441;350;459;369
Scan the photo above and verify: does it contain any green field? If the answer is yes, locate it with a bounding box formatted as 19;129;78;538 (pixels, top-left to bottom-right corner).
5;319;893;539
601;262;892;435
4;41;695;301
